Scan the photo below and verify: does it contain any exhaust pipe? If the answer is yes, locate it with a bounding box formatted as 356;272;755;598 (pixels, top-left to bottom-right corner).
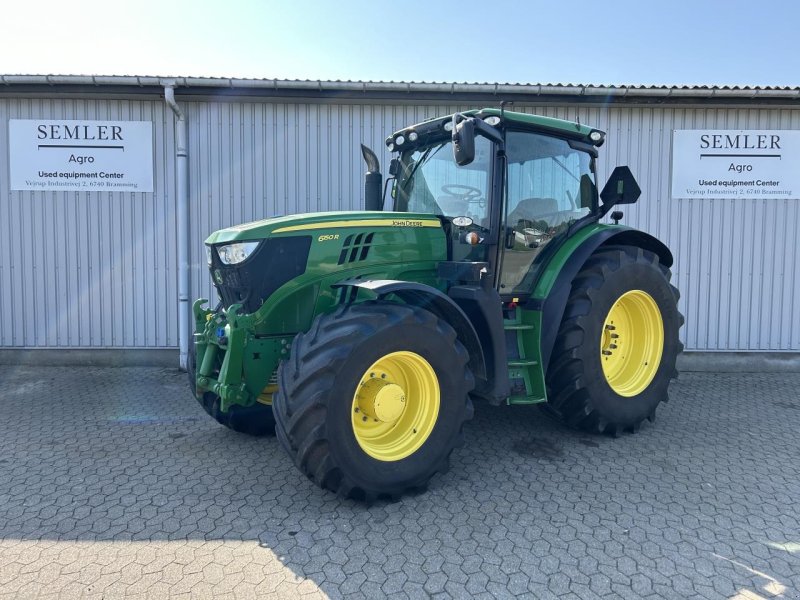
361;144;383;211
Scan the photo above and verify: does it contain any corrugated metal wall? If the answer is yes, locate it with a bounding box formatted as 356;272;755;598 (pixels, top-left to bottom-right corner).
598;107;800;352
0;98;177;348
1;95;798;351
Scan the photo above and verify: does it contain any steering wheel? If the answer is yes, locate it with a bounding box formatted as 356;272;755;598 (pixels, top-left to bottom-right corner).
441;184;485;208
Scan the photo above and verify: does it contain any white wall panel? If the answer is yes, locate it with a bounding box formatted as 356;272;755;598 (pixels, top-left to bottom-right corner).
580;106;800;352
0;98;176;347
2;95;798;352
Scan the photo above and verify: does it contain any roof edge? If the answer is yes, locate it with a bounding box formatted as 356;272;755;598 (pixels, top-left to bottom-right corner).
1;75;799;104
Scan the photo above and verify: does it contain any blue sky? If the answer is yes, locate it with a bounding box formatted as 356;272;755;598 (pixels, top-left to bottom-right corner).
2;0;798;86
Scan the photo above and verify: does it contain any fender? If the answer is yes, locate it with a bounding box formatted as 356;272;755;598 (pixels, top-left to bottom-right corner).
530;227;673;372
332;279;487;380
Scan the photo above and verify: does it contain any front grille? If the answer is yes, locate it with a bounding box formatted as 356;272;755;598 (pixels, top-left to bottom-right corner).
209;236;312;314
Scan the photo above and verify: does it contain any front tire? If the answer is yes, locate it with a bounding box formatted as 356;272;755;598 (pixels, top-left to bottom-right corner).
546;246;683;434
273;302;474;501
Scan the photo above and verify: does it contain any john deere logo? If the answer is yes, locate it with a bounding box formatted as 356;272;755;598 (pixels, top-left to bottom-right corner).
214;269;224;285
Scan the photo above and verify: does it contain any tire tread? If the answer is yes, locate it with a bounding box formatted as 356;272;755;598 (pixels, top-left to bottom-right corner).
545;245;683;434
273;301;474;501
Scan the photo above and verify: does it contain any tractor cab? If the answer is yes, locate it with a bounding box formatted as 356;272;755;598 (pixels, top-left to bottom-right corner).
384;109;614;301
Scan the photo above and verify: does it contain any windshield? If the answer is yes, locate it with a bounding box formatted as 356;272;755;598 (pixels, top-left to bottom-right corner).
393;136;492;226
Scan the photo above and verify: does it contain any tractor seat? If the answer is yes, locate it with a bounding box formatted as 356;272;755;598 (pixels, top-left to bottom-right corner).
501;198;559;292
507;197;559;225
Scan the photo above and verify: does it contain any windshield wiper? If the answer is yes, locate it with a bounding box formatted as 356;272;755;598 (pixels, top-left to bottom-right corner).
399;143;445;192
552;156;581;184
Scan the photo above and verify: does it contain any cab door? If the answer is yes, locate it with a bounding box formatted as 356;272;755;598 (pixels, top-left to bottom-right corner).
498;131;597;298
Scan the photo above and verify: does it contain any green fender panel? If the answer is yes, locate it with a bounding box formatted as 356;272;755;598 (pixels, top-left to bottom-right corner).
531;225;673;372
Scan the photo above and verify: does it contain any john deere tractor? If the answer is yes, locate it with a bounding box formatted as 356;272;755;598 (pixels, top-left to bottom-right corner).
190;108;682;500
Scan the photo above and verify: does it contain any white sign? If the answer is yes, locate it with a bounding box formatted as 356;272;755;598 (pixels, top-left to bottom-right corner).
9;120;154;192
671;130;800;199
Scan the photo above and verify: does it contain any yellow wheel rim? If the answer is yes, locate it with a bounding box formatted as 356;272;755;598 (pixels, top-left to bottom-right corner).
600;290;664;397
351;351;440;462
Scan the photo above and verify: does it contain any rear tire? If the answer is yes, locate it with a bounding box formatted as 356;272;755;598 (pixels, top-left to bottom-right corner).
188;343;276;437
273;301;474;501
546;246;683;434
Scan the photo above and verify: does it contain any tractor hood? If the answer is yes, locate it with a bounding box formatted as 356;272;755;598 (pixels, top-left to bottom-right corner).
203;209;449;325
205;211;442;244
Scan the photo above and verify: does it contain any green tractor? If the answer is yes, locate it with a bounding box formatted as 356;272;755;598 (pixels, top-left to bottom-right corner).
190;108;683;501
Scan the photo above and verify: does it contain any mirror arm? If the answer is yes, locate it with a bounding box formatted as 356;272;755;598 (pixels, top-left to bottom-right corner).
596;201;615;220
381;176;395;210
472;118;504;146
452;113;504;146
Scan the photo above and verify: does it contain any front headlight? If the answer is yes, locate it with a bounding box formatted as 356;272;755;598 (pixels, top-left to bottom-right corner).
205;245;213;265
216;241;259;265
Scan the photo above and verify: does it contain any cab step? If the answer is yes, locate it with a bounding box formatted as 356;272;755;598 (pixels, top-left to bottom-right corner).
503;306;547;406
503;323;535;331
507;394;546;405
508;358;538;368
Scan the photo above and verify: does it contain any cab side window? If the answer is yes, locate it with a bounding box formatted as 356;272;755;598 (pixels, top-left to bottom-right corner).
500;131;595;294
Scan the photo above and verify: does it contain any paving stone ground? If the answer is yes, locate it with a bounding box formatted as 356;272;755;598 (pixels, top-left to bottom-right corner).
0;365;799;599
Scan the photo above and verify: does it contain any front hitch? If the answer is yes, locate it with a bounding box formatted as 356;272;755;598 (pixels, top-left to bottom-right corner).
193;301;252;411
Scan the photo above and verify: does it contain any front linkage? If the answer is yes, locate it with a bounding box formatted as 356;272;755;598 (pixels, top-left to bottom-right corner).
192;298;289;414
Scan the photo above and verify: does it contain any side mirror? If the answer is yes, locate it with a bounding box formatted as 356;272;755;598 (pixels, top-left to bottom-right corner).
452;116;476;166
600;166;641;207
